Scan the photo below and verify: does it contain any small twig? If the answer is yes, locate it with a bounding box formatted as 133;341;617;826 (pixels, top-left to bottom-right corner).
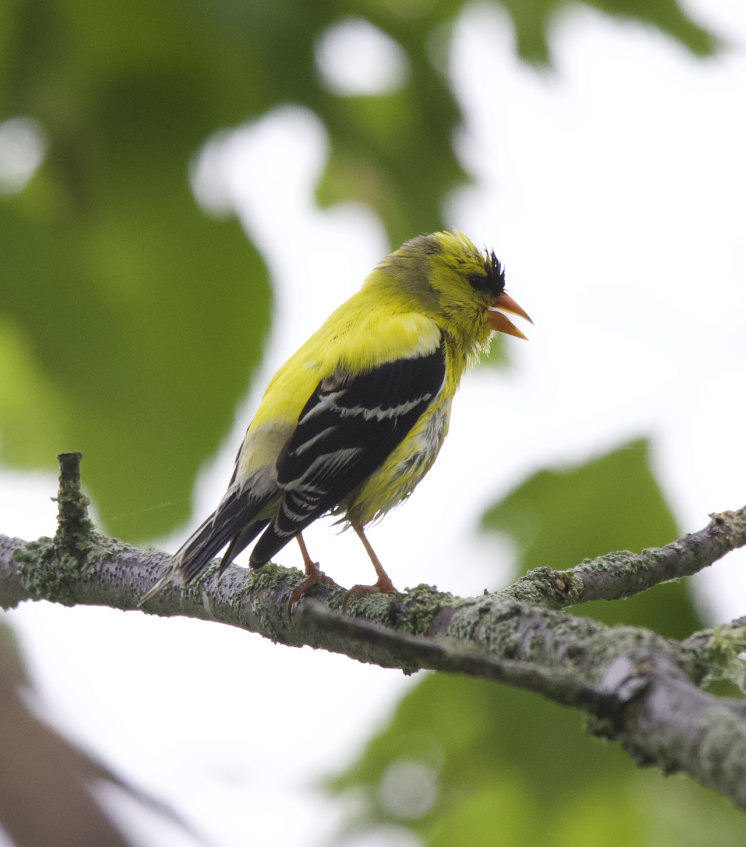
501;507;746;609
54;452;95;565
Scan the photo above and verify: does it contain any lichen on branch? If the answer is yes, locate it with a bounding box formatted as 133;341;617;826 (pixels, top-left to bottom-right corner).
1;455;746;811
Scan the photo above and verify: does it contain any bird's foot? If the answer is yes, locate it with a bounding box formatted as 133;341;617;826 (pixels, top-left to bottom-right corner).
287;562;339;620
342;575;397;614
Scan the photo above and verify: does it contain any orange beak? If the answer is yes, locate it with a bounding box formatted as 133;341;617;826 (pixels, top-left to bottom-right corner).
486;292;533;340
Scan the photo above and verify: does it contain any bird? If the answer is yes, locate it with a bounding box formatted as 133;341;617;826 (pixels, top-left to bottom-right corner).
140;230;531;613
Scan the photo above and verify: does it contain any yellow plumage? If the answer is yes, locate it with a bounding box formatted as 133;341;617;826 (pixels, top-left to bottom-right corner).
140;230;531;610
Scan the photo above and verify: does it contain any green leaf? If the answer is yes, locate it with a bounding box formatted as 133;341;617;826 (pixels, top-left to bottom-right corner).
0;175;269;541
481;438;700;639
330;673;746;846
498;0;717;64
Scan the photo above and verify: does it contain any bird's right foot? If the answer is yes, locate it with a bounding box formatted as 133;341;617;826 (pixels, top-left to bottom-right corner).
342;575;397;614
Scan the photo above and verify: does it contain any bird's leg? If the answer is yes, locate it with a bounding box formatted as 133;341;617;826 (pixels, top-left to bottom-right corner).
343;523;398;613
287;532;339;619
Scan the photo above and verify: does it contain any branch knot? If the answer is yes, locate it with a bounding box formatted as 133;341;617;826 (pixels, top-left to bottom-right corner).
13;453;102;605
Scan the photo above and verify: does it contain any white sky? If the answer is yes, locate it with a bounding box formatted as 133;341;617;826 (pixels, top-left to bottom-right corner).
1;1;746;844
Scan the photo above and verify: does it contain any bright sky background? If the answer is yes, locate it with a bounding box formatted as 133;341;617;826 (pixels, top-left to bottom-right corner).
1;1;746;845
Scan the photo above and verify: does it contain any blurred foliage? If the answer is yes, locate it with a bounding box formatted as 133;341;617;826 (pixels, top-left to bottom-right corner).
328;440;746;844
0;618;202;843
0;618;132;845
0;0;715;542
499;0;715;61
482;438;700;637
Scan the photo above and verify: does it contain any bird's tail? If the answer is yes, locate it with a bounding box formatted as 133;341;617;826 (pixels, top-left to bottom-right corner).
137;510;225;605
138;487;272;606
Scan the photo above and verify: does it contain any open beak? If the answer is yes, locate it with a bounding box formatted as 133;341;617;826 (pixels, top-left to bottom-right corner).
486;292;533;340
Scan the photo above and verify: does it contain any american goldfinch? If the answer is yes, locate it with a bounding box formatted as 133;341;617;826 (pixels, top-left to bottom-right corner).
141;231;531;611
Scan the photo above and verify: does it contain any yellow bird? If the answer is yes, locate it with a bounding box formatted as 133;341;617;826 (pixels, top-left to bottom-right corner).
141;231;531;611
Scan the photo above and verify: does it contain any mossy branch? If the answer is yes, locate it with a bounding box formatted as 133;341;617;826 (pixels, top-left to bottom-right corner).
2;455;746;810
500;507;746;609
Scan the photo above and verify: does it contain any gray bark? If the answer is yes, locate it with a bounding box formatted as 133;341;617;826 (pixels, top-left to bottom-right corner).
2;454;746;811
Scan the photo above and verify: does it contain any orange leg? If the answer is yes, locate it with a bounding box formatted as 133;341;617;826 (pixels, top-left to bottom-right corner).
343;523;398;613
287;532;339;619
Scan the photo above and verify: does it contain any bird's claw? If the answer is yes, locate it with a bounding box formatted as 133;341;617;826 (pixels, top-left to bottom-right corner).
342;576;397;614
287;564;340;621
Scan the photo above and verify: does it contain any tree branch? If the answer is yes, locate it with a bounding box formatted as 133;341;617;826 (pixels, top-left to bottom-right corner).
499;508;746;609
2;453;746;811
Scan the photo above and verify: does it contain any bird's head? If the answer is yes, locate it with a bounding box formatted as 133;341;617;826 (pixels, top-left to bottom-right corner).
378;230;532;351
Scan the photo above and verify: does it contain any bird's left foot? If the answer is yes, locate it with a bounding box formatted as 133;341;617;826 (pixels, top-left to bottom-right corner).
342;576;397;614
287;560;339;620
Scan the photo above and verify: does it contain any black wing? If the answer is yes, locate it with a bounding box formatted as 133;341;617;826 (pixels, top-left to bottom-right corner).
249;339;446;566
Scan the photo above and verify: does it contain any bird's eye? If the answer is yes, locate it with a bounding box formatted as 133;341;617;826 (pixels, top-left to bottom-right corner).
467;273;491;293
